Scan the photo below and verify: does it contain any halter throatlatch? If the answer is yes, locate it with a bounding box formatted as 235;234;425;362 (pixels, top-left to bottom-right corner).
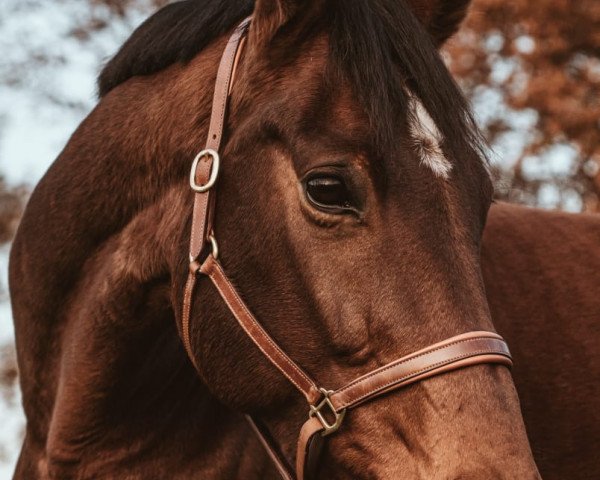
180;18;513;480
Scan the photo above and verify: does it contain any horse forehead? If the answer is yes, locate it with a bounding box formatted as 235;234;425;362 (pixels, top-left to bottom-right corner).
263;56;453;181
324;94;454;183
306;82;453;177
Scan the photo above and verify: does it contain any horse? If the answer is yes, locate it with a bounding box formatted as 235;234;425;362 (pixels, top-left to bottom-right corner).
482;202;600;480
9;0;563;478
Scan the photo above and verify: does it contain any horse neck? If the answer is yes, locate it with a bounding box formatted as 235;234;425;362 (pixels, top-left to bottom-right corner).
11;38;278;478
34;264;261;477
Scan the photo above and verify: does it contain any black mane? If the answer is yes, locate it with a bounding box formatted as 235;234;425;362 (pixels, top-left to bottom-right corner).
98;0;253;97
99;0;485;161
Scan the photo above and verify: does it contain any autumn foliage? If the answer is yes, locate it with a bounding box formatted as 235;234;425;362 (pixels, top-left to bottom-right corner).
446;0;600;211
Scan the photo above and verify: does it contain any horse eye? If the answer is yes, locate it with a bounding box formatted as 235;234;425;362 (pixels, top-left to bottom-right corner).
305;176;352;211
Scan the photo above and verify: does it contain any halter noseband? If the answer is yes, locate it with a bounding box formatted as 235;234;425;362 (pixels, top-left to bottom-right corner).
180;18;512;480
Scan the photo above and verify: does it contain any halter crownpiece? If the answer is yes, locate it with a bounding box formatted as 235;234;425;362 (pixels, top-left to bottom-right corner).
180;17;513;480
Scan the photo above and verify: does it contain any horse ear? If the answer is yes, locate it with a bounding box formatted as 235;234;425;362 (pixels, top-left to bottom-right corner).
247;1;470;49
249;0;306;48
406;0;472;45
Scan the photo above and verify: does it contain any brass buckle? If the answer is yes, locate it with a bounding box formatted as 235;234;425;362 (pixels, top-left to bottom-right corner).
190;149;220;193
188;233;219;264
208;233;219;260
309;388;346;436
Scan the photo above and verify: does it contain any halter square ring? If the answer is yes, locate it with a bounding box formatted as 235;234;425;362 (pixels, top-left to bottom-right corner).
309;388;347;436
190;149;220;193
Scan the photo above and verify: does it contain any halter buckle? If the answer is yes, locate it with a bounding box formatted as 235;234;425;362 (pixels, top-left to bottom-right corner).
309;388;346;436
190;149;220;193
189;233;219;264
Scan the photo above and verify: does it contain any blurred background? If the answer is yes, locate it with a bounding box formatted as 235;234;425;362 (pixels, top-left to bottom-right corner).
0;0;598;476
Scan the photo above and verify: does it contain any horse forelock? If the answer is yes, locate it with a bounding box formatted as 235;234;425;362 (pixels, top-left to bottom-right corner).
98;0;253;97
100;0;486;174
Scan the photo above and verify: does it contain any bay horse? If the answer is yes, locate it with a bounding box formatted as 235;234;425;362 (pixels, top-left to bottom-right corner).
7;0;591;478
483;203;600;480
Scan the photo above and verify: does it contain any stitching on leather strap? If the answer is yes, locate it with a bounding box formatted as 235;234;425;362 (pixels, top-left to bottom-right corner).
335;336;506;395
334;348;510;410
205;257;318;401
208;18;250;149
182;272;200;370
189;195;205;259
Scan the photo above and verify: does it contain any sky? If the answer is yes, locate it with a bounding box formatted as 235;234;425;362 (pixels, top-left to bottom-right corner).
0;1;152;185
0;2;152;476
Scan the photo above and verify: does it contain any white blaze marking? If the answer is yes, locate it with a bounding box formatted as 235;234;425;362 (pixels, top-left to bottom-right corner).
408;98;452;179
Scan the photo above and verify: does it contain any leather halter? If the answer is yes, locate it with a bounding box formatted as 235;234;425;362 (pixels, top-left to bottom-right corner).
181;18;513;480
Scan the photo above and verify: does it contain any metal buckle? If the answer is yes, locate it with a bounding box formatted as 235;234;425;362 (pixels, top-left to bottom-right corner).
208;233;219;260
309;388;346;436
189;233;219;264
190;149;220;193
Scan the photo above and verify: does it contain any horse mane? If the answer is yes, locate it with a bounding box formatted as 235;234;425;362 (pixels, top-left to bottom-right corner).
98;0;253;97
99;0;485;162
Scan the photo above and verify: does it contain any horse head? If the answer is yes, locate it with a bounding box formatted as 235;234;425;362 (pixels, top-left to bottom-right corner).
152;1;542;478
